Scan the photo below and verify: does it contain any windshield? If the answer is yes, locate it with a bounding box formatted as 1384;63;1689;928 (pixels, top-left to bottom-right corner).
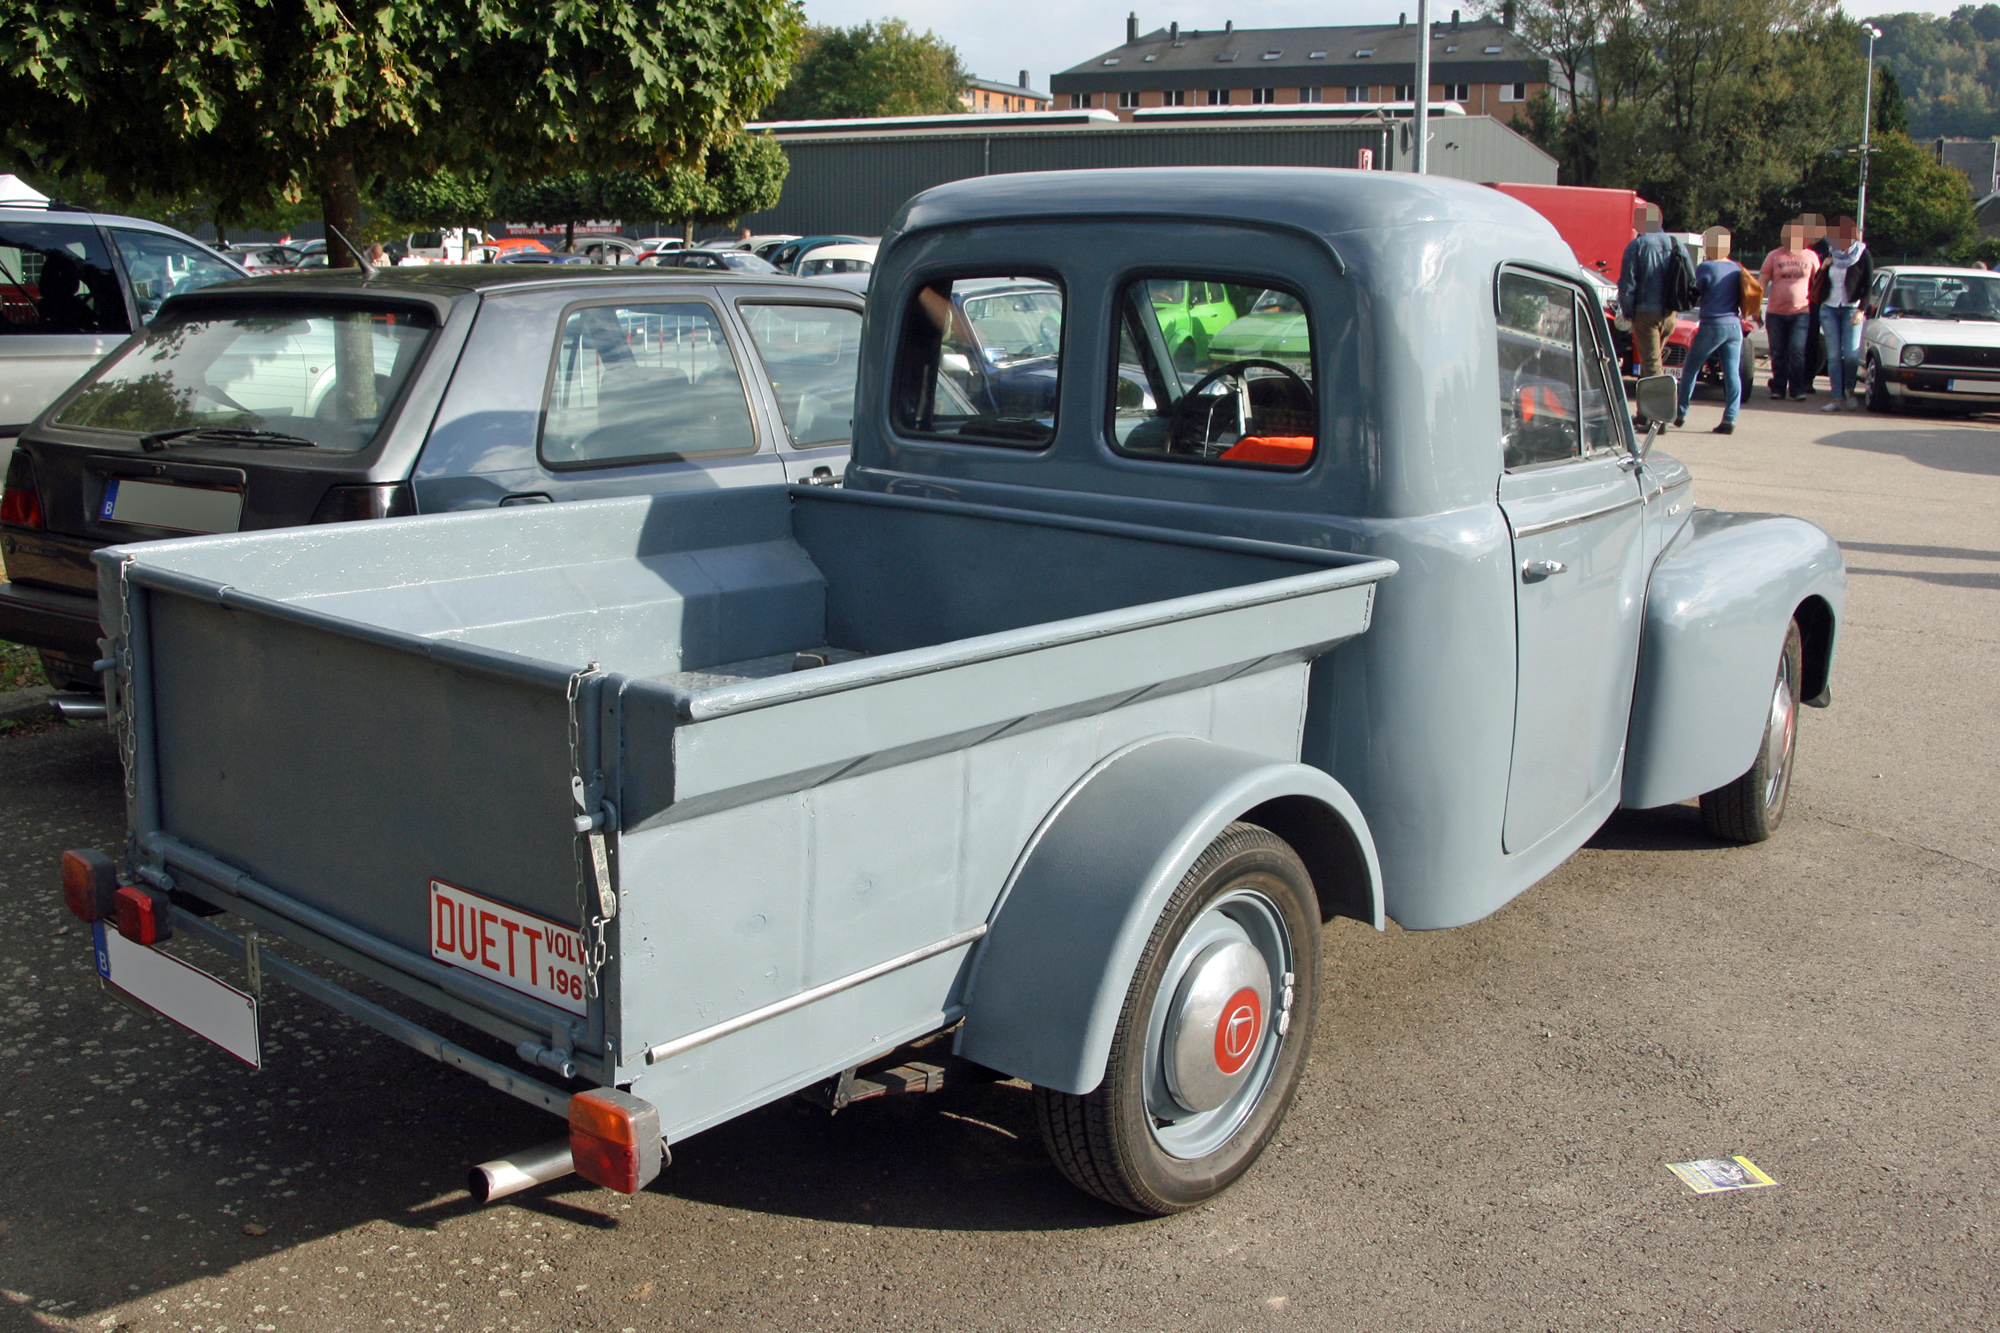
55;304;435;451
1882;273;2000;321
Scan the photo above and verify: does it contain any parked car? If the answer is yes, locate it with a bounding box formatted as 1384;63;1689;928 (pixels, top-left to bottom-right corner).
471;237;551;262
795;241;877;293
54;168;1843;1222
752;234;801;262
640;249;779;274
221;243;312;275
1855;265;2000;413
0;266;864;689
0;205;245;447
631;236;686;253
576;237;644;266
493;251;595;265
766;234;866;274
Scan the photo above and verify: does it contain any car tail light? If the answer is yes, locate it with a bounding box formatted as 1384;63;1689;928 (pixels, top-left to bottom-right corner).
61;848;120;922
310;482;415;524
112;885;172;945
568;1089;665;1194
1;450;43;530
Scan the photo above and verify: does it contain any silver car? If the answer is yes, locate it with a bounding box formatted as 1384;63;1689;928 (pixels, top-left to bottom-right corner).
0;206;244;446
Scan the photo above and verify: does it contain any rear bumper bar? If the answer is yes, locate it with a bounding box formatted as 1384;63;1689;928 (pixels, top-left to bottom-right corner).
0;578;99;655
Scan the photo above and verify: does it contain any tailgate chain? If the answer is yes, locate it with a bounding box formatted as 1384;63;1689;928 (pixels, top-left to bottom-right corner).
567;666;609;999
112;555;139;819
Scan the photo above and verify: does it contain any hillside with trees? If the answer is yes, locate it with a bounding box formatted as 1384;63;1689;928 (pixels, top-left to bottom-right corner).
1874;5;2000;141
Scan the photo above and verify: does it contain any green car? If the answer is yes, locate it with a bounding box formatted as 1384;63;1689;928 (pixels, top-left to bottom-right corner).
1205;290;1311;377
1144;279;1242;373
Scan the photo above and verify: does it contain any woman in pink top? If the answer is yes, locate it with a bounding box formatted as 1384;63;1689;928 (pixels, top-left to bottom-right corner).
1760;222;1821;401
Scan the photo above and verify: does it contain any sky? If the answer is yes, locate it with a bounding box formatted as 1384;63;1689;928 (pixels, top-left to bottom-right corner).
797;0;1979;97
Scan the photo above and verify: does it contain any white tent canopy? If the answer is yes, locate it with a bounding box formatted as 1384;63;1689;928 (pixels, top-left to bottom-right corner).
0;175;49;206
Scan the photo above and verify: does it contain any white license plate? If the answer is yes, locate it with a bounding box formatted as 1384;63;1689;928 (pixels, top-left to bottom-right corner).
94;922;260;1067
429;880;588;1015
1946;380;1998;394
102;478;243;533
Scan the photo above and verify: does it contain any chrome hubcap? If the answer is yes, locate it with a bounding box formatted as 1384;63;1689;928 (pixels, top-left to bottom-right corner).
1764;649;1798;810
1143;888;1293;1160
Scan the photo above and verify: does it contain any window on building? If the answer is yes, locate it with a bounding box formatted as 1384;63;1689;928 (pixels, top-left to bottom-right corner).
1252;87;1277;104
1262;50;1282;60
1499;82;1527;101
1308;49;1328;58
1442;83;1469;101
1160;89;1183;106
892;276;1064;450
1206;88;1227;105
1444;44;1459;52
1110;278;1316;470
1484;45;1504;54
1348;86;1370;102
1354;48;1374;57
1069;93;1093;108
1394;84;1414;100
1301;86;1324;102
1118;90;1140;109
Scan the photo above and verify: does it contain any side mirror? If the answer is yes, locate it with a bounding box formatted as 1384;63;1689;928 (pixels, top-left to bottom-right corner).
1634;374;1676;454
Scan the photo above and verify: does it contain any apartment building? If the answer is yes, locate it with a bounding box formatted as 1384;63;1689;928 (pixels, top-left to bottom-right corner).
1050;11;1549;123
962;72;1055;114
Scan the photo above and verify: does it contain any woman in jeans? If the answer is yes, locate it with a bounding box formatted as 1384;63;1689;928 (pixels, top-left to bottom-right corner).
1759;220;1819;400
1813;217;1874;411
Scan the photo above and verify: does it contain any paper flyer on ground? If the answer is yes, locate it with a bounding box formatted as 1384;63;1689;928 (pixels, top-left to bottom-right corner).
1667;1157;1778;1193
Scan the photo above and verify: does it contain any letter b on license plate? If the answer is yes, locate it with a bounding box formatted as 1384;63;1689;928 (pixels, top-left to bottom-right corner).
429;879;588;1015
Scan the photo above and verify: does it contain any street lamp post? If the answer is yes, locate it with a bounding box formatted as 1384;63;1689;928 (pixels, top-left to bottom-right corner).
1857;24;1882;236
1414;0;1432;174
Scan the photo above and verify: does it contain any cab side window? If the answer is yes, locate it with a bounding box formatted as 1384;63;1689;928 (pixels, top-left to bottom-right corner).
541;302;756;467
0;221;130;335
1109;276;1316;469
1497;270;1581;470
1577;299;1627;456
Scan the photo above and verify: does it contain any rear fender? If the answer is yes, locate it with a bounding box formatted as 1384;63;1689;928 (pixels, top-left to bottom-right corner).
1622;510;1845;809
955;737;1380;1095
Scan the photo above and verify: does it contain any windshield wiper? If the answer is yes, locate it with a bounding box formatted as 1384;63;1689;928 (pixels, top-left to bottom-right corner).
140;426;317;452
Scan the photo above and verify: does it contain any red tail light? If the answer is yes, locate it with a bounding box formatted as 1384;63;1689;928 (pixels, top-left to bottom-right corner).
61;848;120;922
1;450;42;530
568;1089;665;1194
112;885;172;945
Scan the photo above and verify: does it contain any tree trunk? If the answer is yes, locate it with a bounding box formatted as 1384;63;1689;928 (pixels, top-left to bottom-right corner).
319;132;365;269
682;218;694;245
565;219;576;253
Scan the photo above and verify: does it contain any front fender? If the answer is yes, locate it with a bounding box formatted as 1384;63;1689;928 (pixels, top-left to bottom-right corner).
1622;510;1846;809
955;737;1380;1095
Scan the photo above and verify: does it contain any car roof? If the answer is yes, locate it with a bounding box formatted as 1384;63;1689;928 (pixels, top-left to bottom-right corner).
156;267;862;312
1880;265;1995;277
803;243;878;262
0;206;241;262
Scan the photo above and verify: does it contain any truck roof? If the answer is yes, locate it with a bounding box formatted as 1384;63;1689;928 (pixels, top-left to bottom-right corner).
891;166;1569;255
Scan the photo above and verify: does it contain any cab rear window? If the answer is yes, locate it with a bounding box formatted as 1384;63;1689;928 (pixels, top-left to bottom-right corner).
1110;277;1316;469
891;276;1063;447
55;303;434;451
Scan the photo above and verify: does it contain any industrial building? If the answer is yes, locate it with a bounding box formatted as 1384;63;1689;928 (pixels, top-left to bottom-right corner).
738;105;1557;238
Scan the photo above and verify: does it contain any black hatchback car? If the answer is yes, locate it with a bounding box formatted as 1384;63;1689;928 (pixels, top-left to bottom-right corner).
0;265;863;689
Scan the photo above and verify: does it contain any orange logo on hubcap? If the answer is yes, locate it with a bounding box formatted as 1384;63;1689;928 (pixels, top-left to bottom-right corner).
1213;987;1263;1076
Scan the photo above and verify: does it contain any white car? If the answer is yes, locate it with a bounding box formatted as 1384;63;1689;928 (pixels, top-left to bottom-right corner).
1858;265;2000;413
796;242;877;294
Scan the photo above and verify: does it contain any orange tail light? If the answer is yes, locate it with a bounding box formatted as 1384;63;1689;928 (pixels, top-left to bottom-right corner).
61;849;120;923
568;1089;665;1194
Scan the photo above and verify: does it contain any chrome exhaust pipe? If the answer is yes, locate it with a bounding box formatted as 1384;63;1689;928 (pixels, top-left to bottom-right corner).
51;694;108;720
467;1138;573;1204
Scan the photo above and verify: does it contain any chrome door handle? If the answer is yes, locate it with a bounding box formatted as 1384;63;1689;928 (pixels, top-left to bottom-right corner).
1521;559;1568;583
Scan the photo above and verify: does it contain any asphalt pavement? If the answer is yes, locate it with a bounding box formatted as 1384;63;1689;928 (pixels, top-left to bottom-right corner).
1;387;1995;1333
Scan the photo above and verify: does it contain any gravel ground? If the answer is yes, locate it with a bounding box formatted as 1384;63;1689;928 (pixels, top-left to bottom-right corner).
0;391;1994;1333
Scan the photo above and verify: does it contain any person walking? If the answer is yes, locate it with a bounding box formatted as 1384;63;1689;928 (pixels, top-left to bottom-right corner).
1814;216;1873;411
1619;203;1680;410
1674;227;1747;434
1759;220;1820;401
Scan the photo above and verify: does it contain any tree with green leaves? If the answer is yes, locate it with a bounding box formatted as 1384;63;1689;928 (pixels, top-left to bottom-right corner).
1871;5;2000;140
0;0;802;265
763;19;967;120
486;134;788;249
377;169;497;253
1796;130;1977;259
1872;63;1910;136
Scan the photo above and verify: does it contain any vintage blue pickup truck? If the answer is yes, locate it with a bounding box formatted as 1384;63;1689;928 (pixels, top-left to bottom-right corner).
61;168;1844;1217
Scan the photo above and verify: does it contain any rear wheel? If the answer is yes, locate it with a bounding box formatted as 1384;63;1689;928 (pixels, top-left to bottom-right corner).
1034;822;1319;1215
1700;619;1804;843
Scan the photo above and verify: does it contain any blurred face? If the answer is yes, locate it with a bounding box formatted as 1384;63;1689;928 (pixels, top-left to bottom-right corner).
1634;203;1663;232
1703;227;1731;260
1782;224;1805;250
1834;217;1860;245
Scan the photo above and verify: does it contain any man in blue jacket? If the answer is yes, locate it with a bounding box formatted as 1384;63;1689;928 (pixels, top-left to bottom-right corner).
1619;203;1680;425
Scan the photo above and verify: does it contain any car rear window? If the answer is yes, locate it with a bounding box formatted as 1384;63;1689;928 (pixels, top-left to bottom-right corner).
54;302;435;451
0;220;130;336
891;276;1064;448
540;301;757;466
1109;277;1316;469
739;303;862;448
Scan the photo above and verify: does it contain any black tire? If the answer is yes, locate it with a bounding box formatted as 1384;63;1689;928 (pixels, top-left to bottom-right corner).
1033;822;1320;1215
1862;355;1893;413
1739;338;1755;398
1700;619;1804;843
